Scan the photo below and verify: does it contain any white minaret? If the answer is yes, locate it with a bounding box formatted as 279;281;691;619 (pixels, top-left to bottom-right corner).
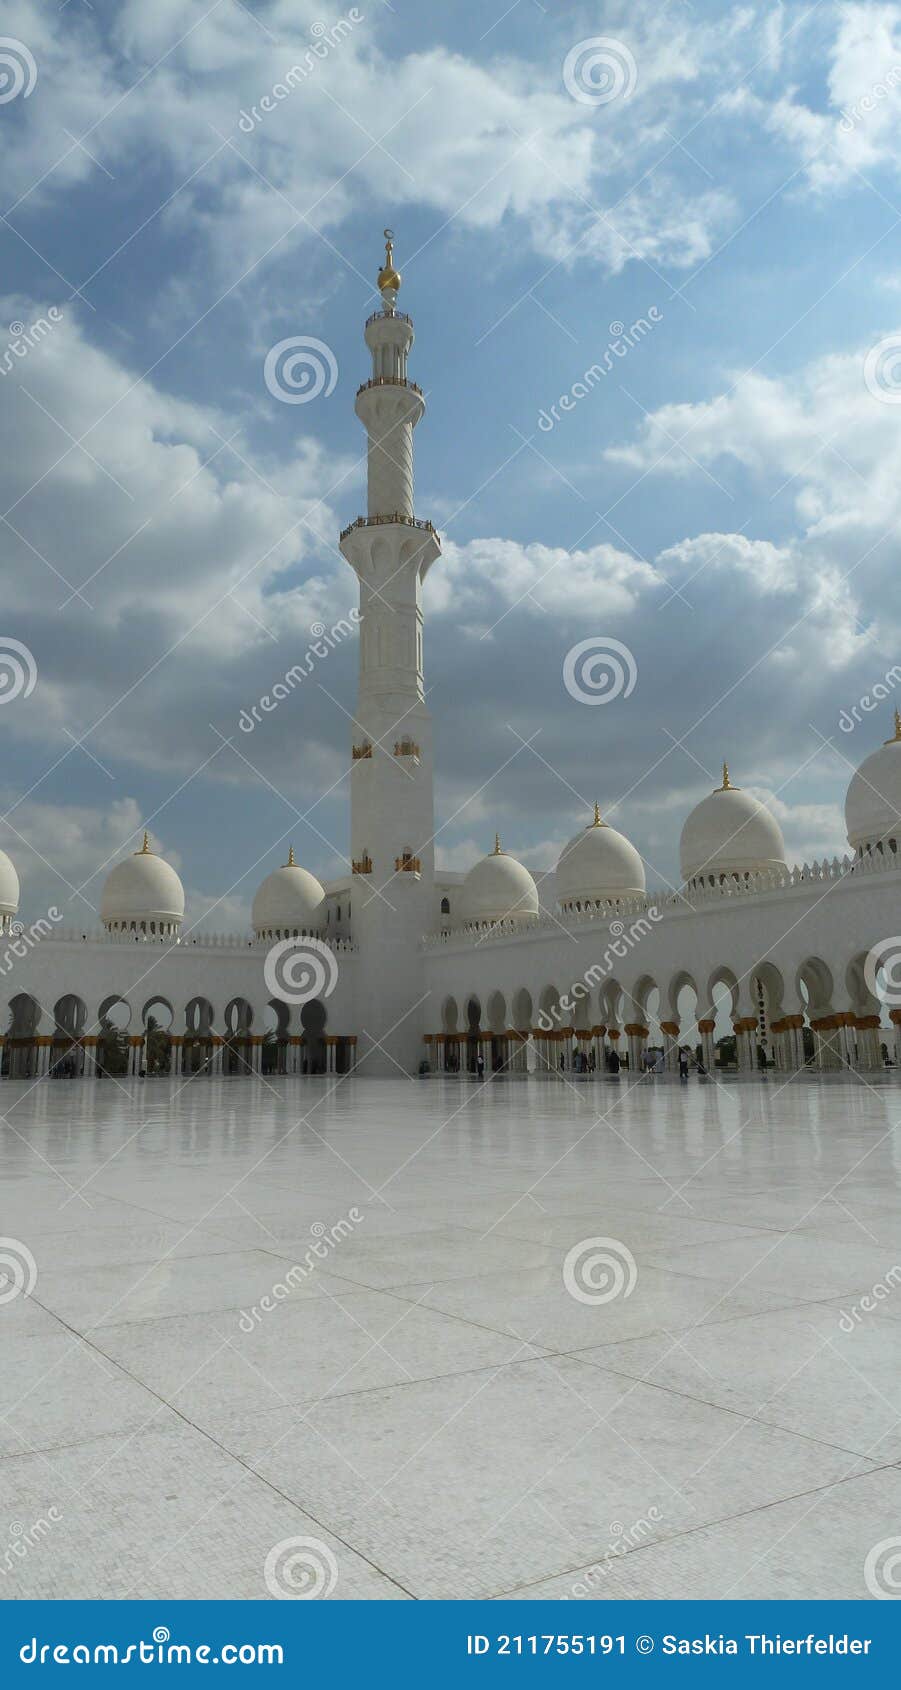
340;232;441;1074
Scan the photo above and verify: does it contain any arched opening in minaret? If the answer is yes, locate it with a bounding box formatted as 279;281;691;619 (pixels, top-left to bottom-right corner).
301;999;327;1074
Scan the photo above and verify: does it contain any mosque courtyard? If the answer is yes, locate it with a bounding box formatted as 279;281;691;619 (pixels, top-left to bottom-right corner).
2;1070;901;1602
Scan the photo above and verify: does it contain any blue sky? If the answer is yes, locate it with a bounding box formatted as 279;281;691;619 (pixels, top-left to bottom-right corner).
0;0;900;927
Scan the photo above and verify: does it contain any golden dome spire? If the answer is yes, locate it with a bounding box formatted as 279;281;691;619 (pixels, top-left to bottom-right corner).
136;830;151;854
592;801;603;827
493;833;502;855
377;227;402;295
885;707;901;744
284;845;296;867
717;762;736;791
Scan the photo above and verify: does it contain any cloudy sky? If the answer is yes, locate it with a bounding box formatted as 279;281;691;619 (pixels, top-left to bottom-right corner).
0;0;899;928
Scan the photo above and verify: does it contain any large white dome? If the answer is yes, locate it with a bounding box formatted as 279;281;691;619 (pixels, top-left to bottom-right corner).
460;838;539;926
0;848;20;924
252;848;325;936
845;714;901;852
101;834;184;933
556;805;645;908
680;767;786;885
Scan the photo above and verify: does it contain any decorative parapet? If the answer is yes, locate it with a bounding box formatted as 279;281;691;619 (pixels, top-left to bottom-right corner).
7;925;358;955
421;847;901;949
339;514;439;543
394;739;420;758
395;854;421;874
352;855;373;875
352;742;373;760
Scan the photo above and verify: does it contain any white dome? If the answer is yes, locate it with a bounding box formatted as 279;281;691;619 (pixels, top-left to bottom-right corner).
252;849;325;936
101;835;184;932
845;715;901;851
680;768;786;884
460;838;539;926
556;806;645;907
0;848;20;920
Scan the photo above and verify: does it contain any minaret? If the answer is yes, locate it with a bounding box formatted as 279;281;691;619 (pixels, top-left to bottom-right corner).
340;232;441;1074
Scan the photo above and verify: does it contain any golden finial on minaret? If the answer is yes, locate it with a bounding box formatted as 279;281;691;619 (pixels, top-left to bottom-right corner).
493;833;502;855
137;830;151;854
592;801;602;827
377;227;402;296
885;707;901;744
285;845;296;867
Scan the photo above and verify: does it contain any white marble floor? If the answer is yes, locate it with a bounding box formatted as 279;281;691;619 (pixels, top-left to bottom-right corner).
2;1070;901;1601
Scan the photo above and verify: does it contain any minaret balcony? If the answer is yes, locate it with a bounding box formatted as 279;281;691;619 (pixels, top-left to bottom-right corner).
395;854;421;875
352;855;373;874
352;742;373;760
394;739;420;762
365;309;413;329
356;377;422;398
340;514;438;542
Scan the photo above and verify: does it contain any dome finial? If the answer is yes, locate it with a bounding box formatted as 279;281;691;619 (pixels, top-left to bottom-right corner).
592;800;602;827
137;830;151;854
377;227;402;298
493;832;502;854
719;762;732;791
886;707;901;744
285;845;296;867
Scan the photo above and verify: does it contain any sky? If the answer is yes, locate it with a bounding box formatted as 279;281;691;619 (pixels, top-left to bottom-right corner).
0;0;900;929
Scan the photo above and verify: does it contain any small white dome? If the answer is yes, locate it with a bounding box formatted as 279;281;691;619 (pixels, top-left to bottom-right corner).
460;838;539;926
0;848;20;920
101;834;184;932
845;714;901;851
556;805;646;907
252;848;325;936
680;767;786;884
